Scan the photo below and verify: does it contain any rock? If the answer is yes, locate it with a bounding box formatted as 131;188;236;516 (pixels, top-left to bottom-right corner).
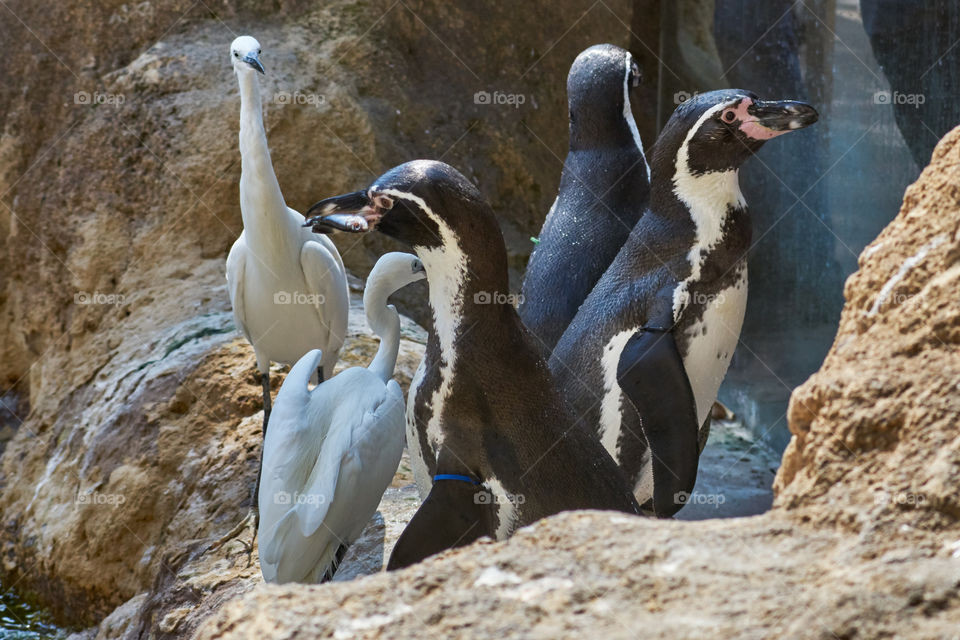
775;124;960;531
194;511;960;640
0;392;24;457
43;297;425;640
192;127;960;640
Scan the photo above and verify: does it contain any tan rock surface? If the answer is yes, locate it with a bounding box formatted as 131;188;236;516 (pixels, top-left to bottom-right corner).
775;124;960;531
195;512;960;640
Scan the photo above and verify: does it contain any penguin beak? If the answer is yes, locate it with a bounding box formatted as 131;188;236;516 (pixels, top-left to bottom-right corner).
304;191;379;234
242;52;265;74
748;99;819;133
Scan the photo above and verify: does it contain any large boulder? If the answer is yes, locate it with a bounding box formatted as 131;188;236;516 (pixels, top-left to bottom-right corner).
775;124;960;531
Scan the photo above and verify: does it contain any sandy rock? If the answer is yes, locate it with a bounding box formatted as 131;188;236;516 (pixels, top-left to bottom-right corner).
46;297;426;639
194;511;960;640
775;125;960;531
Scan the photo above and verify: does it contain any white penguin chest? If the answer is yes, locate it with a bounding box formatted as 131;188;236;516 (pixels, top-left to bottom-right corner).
680;265;748;426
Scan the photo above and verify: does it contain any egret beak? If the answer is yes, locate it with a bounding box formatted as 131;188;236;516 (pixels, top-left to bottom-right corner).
243;52;265;74
304;191;379;234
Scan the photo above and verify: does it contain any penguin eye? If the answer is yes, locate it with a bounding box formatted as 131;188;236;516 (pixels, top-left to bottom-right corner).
630;62;641;87
722;110;736;123
373;194;394;210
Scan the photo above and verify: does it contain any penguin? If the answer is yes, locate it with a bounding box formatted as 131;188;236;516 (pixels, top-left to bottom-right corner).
303;160;641;569
548;90;818;518
519;44;651;353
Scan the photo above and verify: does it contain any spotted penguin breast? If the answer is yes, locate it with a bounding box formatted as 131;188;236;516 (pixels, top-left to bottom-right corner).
679;269;748;426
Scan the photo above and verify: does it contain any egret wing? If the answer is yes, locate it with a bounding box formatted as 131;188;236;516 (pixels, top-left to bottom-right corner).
225;235;253;344
297;382;405;540
300;241;349;361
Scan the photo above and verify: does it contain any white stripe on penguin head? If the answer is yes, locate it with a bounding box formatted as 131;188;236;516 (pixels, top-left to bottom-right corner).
670;100;747;321
623;52;651;182
378;188;467;467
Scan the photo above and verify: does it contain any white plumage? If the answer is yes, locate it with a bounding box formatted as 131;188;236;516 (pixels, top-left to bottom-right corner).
258;252;425;583
225;35;349;414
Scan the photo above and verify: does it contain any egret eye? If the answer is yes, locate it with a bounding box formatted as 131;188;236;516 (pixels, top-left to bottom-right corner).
258;48;262;54
233;51;239;57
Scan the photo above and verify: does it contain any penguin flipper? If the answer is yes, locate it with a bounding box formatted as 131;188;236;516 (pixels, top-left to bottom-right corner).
616;328;700;518
387;478;493;570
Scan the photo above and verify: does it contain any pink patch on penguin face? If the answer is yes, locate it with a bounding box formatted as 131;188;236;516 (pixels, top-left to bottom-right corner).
724;97;789;140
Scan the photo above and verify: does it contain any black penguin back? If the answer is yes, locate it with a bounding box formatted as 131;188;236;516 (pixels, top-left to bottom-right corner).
520;44;651;352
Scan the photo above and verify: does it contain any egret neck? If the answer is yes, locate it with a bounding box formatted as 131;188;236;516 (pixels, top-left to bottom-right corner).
364;275;402;383
236;69;298;253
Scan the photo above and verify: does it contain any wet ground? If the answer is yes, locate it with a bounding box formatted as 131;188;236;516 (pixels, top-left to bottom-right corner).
676;417;781;521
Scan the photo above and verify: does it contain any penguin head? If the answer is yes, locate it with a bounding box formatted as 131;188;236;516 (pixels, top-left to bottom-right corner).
655;89;818;175
230;36;264;75
304;160;503;257
567;44;643;150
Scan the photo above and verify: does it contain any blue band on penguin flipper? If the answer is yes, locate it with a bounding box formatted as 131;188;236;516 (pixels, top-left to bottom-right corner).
432;474;480;485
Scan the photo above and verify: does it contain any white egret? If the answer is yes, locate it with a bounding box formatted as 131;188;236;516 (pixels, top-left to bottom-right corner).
258;252;425;583
215;35;350;552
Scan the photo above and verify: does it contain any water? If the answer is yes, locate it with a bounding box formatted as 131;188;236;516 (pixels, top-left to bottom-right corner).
0;586;65;640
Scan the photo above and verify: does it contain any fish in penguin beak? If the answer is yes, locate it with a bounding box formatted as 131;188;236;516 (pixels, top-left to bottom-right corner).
304;191;382;234
243;52;265;74
741;99;818;139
